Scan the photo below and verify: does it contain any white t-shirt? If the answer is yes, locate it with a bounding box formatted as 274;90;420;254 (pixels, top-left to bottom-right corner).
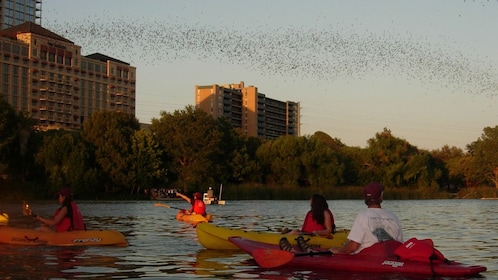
347;207;403;254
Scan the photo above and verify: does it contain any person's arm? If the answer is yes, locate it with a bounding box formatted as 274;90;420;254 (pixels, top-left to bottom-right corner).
329;240;360;254
176;192;191;203
36;206;67;227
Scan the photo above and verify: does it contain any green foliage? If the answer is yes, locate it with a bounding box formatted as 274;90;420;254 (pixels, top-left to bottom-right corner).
4;98;498;200
81;111;140;194
150;106;225;193
129;129;166;194
34;130;100;197
467;126;498;188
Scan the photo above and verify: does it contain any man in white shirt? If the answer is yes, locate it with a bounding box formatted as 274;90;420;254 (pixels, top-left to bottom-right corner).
330;182;403;254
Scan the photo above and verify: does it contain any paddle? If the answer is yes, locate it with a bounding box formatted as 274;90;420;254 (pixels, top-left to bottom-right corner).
252;248;333;268
23;201;37;217
153;202;185;211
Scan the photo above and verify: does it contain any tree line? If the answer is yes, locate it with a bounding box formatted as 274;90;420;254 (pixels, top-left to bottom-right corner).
1;97;497;199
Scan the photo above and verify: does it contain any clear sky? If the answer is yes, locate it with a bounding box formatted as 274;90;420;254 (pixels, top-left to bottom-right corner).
41;0;498;150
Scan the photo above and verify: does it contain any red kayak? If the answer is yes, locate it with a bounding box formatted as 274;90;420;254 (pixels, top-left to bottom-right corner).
229;236;487;277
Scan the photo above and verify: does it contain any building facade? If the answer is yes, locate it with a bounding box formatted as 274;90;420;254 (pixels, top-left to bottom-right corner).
0;0;42;29
195;81;300;139
0;22;136;130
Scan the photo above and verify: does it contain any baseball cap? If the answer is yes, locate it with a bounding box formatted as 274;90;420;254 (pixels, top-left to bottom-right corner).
364;182;384;201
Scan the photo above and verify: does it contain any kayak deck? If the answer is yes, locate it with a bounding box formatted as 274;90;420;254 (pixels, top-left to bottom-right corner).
0;226;128;246
196;222;349;250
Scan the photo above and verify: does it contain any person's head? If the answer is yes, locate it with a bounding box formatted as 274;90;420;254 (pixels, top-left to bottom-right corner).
56;187;73;204
364;182;384;206
310;193;328;210
310;194;329;225
193;192;202;200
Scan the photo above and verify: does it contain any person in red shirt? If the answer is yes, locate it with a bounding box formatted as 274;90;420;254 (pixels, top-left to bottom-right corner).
286;193;336;237
176;192;207;216
35;188;85;232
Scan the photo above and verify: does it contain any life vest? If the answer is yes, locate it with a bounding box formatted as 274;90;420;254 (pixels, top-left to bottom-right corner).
301;209;335;233
191;199;206;215
55;201;85;232
394;237;446;263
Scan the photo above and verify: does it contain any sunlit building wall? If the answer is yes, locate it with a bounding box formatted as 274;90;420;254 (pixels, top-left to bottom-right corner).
0;0;42;29
0;22;136;131
195;81;300;139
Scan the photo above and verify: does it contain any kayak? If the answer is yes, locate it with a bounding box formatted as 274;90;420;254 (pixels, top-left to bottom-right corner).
195;223;349;250
229;236;487;277
176;210;213;225
0;226;128;246
0;213;8;225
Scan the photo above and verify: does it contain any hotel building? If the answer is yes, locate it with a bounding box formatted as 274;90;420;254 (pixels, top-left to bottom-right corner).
195;81;300;140
0;22;136;130
0;0;42;29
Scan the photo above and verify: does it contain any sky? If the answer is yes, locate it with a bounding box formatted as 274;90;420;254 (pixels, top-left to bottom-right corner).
41;0;498;150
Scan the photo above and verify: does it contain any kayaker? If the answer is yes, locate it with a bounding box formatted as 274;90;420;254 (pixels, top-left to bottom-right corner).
176;192;207;216
285;193;335;237
35;187;85;232
329;182;403;254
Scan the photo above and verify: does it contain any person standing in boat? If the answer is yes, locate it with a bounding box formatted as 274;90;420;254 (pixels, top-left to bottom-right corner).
35;187;85;232
176;192;207;216
286;193;335;237
329;182;403;254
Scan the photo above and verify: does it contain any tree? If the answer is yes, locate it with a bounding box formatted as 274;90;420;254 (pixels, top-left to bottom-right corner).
150;106;224;193
0;97;19;176
363;128;443;188
129;129;165;195
81;111;140;194
467;126;498;188
300;134;345;187
34;130;100;197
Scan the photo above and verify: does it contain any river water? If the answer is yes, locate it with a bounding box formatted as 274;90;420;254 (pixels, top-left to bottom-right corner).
0;199;496;279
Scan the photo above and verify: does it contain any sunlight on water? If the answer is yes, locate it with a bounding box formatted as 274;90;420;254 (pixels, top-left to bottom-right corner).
0;199;496;279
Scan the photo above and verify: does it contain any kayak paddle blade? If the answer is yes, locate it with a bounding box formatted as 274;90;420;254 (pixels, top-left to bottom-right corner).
252;248;294;268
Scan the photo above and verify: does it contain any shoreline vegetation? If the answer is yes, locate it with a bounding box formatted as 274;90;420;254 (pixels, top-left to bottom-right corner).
2;181;496;201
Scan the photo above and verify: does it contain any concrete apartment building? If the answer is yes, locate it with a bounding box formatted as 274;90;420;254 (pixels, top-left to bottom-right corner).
0;0;42;29
0;22;136;130
195;81;300;140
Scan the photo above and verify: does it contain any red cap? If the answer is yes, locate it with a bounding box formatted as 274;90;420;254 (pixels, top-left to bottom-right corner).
193;192;202;199
364;183;384;201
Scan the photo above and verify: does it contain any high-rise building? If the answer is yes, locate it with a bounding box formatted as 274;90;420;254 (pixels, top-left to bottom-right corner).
195;81;300;139
0;22;136;130
0;0;42;29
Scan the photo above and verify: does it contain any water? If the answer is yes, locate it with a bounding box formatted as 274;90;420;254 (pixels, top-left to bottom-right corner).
0;199;496;279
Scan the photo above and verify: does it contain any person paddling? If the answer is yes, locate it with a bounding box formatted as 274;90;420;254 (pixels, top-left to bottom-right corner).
35;187;85;232
176;192;207;216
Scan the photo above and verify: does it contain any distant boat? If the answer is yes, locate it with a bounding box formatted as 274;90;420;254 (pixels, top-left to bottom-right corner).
203;184;226;205
150;188;183;201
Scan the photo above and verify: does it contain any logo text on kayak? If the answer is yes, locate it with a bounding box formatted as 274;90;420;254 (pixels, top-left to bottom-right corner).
382;260;404;268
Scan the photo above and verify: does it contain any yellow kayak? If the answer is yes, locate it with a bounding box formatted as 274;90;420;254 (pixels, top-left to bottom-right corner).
0;226;128;246
176;210;213;225
195;223;349;250
0;213;8;225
